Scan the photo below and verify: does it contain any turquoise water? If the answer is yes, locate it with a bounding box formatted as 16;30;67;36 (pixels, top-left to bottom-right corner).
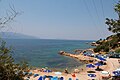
5;39;94;71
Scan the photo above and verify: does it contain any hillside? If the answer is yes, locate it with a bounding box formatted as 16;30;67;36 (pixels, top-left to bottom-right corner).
93;34;120;54
0;32;38;39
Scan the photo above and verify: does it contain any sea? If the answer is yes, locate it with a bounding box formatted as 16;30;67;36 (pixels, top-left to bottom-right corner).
4;39;94;71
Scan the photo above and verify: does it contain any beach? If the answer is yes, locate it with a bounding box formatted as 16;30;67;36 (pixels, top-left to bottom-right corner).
25;52;120;80
5;39;120;80
1;0;120;80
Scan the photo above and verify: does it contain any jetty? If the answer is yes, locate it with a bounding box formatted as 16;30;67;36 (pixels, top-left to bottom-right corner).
58;50;97;64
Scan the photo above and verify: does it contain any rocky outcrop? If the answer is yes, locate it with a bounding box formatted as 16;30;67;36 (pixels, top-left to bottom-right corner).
58;51;97;64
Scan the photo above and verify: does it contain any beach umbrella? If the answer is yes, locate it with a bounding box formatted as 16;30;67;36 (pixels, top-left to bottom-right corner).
59;77;64;80
88;74;96;78
43;75;46;80
38;76;43;80
101;71;109;75
44;69;52;73
114;74;120;76
54;72;62;77
86;64;95;68
94;62;102;66
88;74;96;80
33;74;39;77
113;71;120;75
54;72;62;75
113;71;120;76
68;78;72;80
101;71;110;79
98;57;106;61
51;76;58;80
113;71;120;73
116;68;120;71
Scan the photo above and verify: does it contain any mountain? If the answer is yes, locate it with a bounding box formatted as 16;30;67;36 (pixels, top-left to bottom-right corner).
0;32;38;39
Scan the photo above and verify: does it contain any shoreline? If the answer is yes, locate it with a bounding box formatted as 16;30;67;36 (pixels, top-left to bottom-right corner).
29;56;86;73
25;49;120;80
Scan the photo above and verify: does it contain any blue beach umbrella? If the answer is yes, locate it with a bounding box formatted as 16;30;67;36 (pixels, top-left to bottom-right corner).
38;76;43;80
113;71;120;74
44;70;52;73
54;72;62;78
88;74;96;80
34;74;39;77
94;62;102;66
113;71;120;76
86;64;95;68
97;57;106;61
68;78;72;80
88;74;96;77
51;76;58;80
113;73;120;76
43;75;46;80
59;77;64;80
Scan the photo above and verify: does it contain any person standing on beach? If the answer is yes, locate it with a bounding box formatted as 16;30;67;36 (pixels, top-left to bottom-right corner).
64;69;69;74
71;73;76;80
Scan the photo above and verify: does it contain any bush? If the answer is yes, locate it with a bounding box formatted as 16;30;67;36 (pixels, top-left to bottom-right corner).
94;44;110;53
104;47;109;52
115;48;120;53
94;45;103;53
0;40;29;80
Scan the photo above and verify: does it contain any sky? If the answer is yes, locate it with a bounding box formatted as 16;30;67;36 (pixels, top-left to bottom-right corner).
0;0;119;40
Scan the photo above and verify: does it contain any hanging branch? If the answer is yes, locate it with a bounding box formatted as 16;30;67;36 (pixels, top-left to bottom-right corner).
0;5;20;29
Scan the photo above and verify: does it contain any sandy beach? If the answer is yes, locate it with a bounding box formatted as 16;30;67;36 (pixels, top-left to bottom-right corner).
24;53;120;80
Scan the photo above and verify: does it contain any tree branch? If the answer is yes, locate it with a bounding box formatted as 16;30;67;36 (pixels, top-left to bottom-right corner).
0;5;20;29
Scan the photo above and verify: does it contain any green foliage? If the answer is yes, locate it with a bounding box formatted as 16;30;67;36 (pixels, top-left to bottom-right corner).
0;40;29;80
115;48;120;53
105;1;120;34
94;45;109;53
114;1;120;17
94;45;102;52
104;47;109;52
94;34;120;53
0;4;28;80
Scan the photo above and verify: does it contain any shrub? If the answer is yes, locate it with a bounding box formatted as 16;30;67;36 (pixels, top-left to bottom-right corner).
115;48;120;53
0;40;29;80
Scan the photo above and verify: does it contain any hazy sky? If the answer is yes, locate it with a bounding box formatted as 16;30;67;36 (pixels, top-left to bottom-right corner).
0;0;119;40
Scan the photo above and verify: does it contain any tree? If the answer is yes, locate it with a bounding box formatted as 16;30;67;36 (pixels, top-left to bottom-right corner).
0;40;29;80
0;5;28;80
106;1;120;34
